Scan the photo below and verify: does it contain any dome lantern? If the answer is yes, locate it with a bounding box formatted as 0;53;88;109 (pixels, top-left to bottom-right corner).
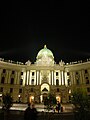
36;45;55;66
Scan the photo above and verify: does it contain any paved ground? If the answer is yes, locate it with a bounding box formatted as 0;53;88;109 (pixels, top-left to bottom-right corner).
0;103;89;120
0;110;75;120
0;109;90;120
0;103;74;112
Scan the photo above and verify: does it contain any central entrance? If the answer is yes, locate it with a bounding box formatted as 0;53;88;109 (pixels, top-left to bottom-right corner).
40;83;50;103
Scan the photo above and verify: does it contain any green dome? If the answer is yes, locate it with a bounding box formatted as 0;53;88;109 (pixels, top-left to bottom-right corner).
36;45;54;60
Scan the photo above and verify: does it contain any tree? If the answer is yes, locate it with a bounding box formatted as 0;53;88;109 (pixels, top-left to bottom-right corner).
2;93;13;111
44;93;57;112
71;88;90;120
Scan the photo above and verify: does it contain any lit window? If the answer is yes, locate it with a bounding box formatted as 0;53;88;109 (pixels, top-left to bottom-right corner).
0;94;2;97
68;89;71;93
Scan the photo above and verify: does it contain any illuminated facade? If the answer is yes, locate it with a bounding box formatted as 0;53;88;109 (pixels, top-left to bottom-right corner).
0;45;90;103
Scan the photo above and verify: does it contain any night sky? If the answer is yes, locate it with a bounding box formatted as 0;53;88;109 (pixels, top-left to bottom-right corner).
0;1;89;64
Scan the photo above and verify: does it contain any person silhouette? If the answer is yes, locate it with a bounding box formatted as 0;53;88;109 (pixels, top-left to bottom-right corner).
24;102;38;120
57;101;61;113
30;103;38;120
24;103;32;120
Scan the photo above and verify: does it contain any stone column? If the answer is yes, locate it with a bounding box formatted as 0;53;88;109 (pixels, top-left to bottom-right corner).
52;71;53;85
81;70;85;84
79;71;83;84
28;70;30;85
14;71;17;84
26;71;29;85
73;72;76;85
64;72;67;86
70;72;74;85
40;71;41;85
62;71;64;85
6;70;9;84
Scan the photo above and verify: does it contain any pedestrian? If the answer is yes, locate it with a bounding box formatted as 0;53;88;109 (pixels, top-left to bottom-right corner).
57;101;61;113
30;103;38;120
24;102;32;120
24;102;38;120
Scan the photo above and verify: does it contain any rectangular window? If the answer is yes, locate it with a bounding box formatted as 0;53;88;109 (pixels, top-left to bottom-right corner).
10;88;13;93
57;88;59;92
10;78;14;84
67;72;70;76
86;80;89;84
85;69;88;73
1;77;5;84
76;79;80;85
21;72;23;75
56;79;59;85
12;71;15;74
68;79;71;86
76;72;78;75
20;79;23;85
56;72;58;76
86;76;88;79
32;72;34;76
0;87;3;92
3;69;6;73
69;96;71;101
31;79;34;85
87;87;90;92
31;88;33;92
19;89;22;93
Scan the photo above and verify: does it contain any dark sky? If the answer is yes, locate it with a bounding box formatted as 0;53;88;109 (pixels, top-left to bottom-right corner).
0;1;89;63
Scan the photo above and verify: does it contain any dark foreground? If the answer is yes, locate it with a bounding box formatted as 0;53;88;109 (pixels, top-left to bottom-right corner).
0;110;90;120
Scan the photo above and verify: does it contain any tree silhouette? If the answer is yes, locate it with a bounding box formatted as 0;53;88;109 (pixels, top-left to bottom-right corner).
44;93;57;112
2;92;13;111
71;88;90;120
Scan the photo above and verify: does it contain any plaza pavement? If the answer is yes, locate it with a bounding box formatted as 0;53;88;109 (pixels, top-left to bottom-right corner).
0;103;74;112
0;103;75;120
0;104;90;120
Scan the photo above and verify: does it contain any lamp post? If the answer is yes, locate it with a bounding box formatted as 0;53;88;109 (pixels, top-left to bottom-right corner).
18;95;21;103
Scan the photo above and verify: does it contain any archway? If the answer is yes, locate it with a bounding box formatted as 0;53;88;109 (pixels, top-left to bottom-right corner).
40;83;50;102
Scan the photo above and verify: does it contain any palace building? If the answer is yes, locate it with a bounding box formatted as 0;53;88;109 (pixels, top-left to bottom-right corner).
0;45;90;103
